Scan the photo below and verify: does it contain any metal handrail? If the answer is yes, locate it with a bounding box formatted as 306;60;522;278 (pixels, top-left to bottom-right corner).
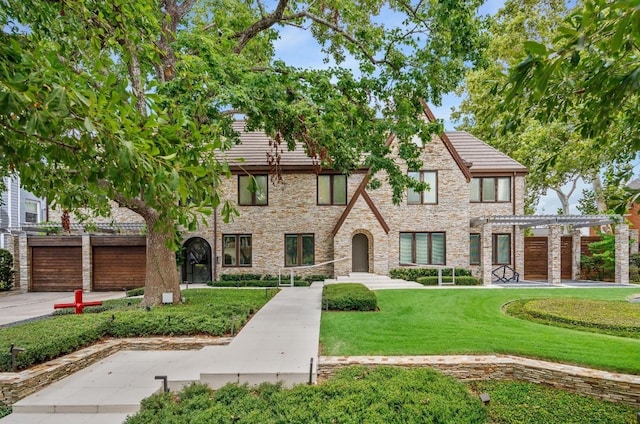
278;257;349;287
403;263;456;286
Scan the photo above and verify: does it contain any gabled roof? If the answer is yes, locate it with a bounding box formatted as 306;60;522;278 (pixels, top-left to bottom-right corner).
446;131;528;175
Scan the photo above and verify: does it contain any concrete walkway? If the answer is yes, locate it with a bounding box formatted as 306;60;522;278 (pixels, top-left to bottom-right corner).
2;285;323;423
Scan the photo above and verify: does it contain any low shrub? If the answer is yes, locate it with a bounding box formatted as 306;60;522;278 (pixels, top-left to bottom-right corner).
390;267;472;282
125;366;486;424
416;276;481;286
126;287;145;297
0;289;272;371
209;279;310;287
0;249;14;291
323;283;377;311
220;273;263;281
303;274;330;282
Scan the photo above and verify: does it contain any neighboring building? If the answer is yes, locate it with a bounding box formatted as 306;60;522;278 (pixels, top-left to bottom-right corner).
0;176;47;249
179;105;528;282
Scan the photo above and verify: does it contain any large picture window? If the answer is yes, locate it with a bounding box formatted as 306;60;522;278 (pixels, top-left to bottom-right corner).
470;177;511;203
223;234;252;267
407;171;437;204
285;234;314;267
493;234;511;265
318;175;347;205
469;234;480;265
399;232;445;265
24;200;39;224
238;175;268;205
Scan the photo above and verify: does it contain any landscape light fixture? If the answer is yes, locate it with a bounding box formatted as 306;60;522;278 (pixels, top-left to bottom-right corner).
479;393;490;406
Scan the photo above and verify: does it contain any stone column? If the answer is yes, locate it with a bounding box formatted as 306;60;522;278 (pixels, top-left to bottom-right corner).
615;224;629;284
548;225;562;285
82;235;92;291
571;229;582;280
481;223;493;285
18;233;28;290
629;229;639;255
514;225;525;278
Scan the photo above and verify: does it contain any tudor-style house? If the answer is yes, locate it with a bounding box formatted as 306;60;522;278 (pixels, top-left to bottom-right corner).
179;106;528;283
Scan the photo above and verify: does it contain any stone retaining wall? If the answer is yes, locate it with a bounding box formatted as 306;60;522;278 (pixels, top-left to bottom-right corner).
319;356;640;407
0;336;231;406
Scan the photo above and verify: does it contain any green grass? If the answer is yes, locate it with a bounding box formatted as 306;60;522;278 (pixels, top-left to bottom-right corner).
320;288;640;374
0;288;275;371
470;380;639;423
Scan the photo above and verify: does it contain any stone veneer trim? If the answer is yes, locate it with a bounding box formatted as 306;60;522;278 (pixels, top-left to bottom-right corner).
319;356;640;407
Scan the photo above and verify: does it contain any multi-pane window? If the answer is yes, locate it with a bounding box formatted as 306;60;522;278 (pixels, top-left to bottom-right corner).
318;175;347;205
399;232;445;265
469;234;481;265
223;234;252;267
493;234;511;265
407;171;437;204
470;177;511;202
24;200;39;224
238;175;268;205
285;234;314;267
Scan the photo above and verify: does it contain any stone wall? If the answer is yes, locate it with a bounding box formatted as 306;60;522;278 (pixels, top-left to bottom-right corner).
0;337;231;406
319;356;640;407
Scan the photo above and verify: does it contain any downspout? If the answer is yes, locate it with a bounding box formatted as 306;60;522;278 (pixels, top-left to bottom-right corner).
512;172;517;267
213;207;217;282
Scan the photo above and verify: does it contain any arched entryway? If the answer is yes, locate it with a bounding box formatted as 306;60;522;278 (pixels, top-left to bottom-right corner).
182;237;212;283
352;233;369;272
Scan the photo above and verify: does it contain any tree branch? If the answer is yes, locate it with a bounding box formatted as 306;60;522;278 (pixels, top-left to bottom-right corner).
3;127;81;152
233;0;289;53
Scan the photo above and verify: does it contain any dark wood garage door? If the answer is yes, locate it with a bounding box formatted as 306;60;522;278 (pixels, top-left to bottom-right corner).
524;236;572;281
92;242;146;291
31;246;83;292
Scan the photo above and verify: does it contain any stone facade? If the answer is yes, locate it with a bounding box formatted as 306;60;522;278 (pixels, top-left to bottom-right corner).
203;134;528;281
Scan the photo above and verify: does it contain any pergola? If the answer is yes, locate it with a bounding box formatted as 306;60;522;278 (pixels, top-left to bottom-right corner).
470;215;630;285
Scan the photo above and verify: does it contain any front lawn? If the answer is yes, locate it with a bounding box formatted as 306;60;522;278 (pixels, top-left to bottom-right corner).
0;288;275;371
320;288;640;374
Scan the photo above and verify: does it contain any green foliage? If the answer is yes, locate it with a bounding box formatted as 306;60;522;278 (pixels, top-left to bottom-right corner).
126;366;486;424
0;289;272;371
126;287;145;297
323;283;377;311
210;279;310;287
581;234;615;281
0;249;14;291
390;267;472;282
220;273;264;281
506;298;640;339
320;288;640;373
629;253;640;283
472;380;639;424
416;276;480;286
0;406;10;419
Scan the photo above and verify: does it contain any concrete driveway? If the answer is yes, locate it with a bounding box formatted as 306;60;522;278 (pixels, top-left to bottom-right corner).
0;290;127;327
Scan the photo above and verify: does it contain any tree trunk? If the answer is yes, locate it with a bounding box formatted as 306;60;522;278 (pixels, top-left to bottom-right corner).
591;174;612;234
142;215;181;306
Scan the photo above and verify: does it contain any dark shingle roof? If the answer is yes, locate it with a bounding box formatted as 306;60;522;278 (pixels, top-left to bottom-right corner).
223;122;527;174
446;131;528;174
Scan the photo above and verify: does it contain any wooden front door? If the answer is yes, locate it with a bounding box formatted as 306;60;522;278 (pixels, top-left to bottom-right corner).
352;234;369;272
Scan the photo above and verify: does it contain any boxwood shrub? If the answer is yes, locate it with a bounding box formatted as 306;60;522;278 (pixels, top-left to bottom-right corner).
323;283;377;311
416;276;481;286
390;267;472;282
210;279;310;287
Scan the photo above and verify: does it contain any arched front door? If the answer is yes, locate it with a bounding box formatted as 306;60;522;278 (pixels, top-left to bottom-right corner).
352;233;369;273
182;237;212;283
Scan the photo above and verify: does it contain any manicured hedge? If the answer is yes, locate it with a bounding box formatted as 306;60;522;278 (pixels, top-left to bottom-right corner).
417;276;481;286
218;273;330;283
125;366;486;424
390;267;472;282
0;289;273;371
210;279;311;287
323;283;377;311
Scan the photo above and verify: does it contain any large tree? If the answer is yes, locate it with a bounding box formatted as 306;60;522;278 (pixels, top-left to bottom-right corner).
0;0;484;305
453;0;632;214
500;0;639;213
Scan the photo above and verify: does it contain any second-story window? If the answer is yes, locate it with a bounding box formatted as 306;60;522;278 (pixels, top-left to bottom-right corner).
238;175;268;206
407;171;437;204
470;177;511;202
24;200;39;224
318;175;347;205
